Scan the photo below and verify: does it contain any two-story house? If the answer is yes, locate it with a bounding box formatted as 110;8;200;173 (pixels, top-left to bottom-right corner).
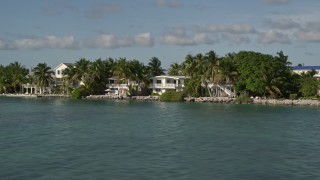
53;63;73;86
149;76;187;95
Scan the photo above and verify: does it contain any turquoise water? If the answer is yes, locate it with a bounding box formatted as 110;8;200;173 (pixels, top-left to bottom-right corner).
1;97;320;180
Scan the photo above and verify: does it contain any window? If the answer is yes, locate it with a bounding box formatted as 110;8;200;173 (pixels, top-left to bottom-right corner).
174;80;176;84
57;70;60;75
157;80;162;84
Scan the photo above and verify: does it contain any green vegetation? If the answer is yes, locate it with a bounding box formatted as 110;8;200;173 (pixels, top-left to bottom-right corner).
1;50;319;100
0;62;29;93
71;88;82;99
289;94;298;100
235;94;253;104
160;90;185;102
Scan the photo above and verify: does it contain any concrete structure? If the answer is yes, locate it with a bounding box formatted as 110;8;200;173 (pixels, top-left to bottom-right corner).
149;76;186;95
205;83;235;97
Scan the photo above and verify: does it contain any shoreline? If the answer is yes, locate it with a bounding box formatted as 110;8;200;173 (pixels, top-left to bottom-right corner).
1;93;319;107
0;94;70;98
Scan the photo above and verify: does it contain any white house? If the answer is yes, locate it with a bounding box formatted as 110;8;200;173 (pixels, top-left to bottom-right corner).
292;66;320;95
149;76;187;95
292;66;320;77
105;77;130;96
53;63;73;86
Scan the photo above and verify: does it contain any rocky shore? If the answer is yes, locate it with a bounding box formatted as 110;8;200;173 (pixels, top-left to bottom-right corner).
2;93;319;107
252;98;320;107
0;93;70;98
86;95;160;101
184;97;235;103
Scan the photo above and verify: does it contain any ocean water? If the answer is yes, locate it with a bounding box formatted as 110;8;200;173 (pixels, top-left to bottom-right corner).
1;97;320;180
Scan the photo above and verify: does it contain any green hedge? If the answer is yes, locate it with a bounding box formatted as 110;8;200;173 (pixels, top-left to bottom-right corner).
160;90;185;102
235;94;253;104
71;88;82;99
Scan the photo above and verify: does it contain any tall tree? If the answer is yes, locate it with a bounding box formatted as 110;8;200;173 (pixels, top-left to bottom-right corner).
168;62;181;76
32;63;53;94
75;58;91;85
234;51;293;98
6;62;29;93
147;57;165;77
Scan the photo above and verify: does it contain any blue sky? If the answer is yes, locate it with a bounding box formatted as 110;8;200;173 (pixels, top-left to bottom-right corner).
1;0;320;69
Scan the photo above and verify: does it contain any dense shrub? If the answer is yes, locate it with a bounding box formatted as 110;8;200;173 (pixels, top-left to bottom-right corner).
300;77;319;97
71;88;81;99
289;94;298;100
235;94;253;104
151;92;159;96
160;90;185;102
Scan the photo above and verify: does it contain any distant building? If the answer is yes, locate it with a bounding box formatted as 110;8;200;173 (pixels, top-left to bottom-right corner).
149;76;187;95
105;77;130;96
292;66;320;77
292;66;320;95
53;63;73;86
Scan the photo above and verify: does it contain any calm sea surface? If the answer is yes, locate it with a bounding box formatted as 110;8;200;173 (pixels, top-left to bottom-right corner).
1;97;320;180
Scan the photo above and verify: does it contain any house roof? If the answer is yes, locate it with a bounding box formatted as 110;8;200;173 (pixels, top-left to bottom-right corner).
292;66;320;70
53;63;73;70
151;75;188;80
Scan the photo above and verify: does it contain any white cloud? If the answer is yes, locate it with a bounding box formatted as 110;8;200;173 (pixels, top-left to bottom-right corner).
222;34;250;44
85;32;154;49
158;27;217;46
265;18;301;30
257;30;291;44
195;24;256;34
193;33;217;44
14;38;45;49
294;31;320;43
155;0;182;8
87;34;118;48
134;32;154;46
46;36;76;48
0;35;77;50
0;39;12;50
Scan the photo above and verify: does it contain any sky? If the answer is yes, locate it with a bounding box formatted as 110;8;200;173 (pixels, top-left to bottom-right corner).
0;0;320;69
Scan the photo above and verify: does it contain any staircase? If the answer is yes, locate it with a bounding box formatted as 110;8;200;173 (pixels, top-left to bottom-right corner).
217;84;234;97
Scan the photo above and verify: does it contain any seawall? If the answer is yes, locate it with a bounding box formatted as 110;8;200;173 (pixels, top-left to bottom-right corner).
2;93;319;107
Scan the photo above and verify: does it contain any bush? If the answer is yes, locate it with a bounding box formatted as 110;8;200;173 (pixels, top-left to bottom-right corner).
71;88;82;99
151;92;159;96
235;94;253;104
289;94;298;100
160;90;185;102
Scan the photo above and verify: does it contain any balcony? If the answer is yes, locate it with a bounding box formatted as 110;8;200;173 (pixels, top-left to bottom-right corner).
106;84;129;90
149;83;183;89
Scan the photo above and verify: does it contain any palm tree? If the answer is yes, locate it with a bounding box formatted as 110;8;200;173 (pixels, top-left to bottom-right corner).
63;65;79;88
147;57;165;77
87;58;113;94
32;63;53;94
219;53;238;84
75;58;91;85
113;58;129;84
6;62;29;93
168;62;181;76
203;50;220;83
182;54;196;78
